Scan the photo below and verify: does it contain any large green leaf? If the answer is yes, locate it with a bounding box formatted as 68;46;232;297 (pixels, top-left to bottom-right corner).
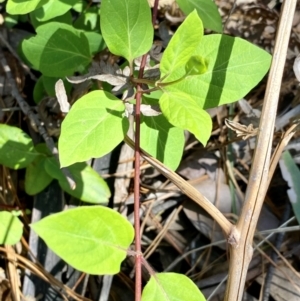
159;92;212;145
7;0;49;15
161;34;272;109
176;0;222;32
25;155;53;195
44;158;111;204
34;0;78;21
31;206;134;274
59;90;129;167
0;211;23;245
21;22;91;77
142;273;206;301
100;0;153;63
279;151;300;225
0;124;39;169
160;10;203;78
140;98;184;171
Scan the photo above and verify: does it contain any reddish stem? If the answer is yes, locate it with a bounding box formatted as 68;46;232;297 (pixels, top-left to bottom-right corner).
152;0;160;25
134;1;160;300
134;56;146;301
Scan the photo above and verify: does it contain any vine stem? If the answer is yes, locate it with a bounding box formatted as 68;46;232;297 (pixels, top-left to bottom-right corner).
134;56;146;301
133;1;160;300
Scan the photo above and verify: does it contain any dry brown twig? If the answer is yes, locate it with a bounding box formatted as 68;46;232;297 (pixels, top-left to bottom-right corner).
225;1;297;299
0;246;91;301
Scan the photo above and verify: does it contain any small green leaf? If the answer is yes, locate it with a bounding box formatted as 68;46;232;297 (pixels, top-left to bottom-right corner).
162;34;272;109
100;0;153;63
0;124;39;169
279;151;300;225
0;211;23;245
59;90;129;167
33;76;46;103
33;75;72;102
11;210;22;217
84;32;106;54
142;273;206;301
7;0;49;15
176;0;222;32
30;10;72;29
31;206;134;274
21;22;91;77
141;98;184;171
34;74;72;103
44;158;111;204
185;55;208;76
160;92;212;145
160;10;203;78
73;1;86;13
41;75;72;97
73;6;99;31
34;0;77;21
4;14;19;28
25;155;53;195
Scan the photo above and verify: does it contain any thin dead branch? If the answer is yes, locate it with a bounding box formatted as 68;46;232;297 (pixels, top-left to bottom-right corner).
225;1;298;300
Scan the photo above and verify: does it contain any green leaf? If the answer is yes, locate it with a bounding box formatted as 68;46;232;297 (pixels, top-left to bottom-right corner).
42;75;57;96
30;10;72;29
33;76;46;103
0;211;23;245
161;34;272;109
160;10;203;78
160;92;212;145
73;6;99;31
185;55;208;76
84;32;106;54
25;155;53;195
31;206;134;274
42;75;72;97
176;0;222;32
44;158;111;204
34;0;78;21
21;22;91;77
7;0;49;15
59;90;129;167
33;75;72;103
72;1;86;13
279;151;300;225
0;124;39;169
142;273;206;301
100;0;153;63
4;14;19;28
141;98;184;171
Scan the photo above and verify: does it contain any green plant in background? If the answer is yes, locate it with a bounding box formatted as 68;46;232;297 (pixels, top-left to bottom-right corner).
0;124;110;203
1;0;272;300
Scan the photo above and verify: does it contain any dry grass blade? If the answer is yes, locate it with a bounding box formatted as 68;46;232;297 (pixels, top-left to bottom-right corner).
5;245;20;301
0;247;92;301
